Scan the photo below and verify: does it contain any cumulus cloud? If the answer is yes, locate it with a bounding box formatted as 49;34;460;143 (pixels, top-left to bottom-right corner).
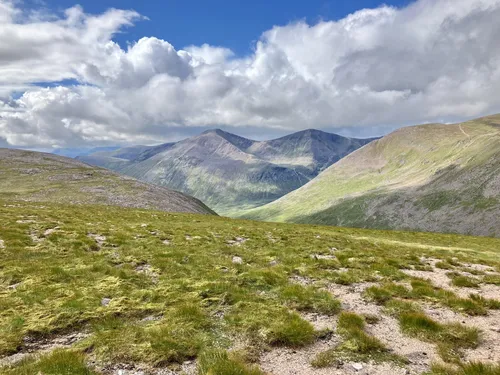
1;0;500;147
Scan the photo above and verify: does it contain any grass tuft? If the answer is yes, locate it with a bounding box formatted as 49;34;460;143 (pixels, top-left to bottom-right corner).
197;350;265;375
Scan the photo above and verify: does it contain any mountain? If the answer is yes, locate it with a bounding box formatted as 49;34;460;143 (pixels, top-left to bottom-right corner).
242;114;500;237
0;148;215;215
78;129;374;214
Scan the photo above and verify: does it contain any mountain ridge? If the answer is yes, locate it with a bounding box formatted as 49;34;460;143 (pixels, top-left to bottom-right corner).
78;128;375;214
242;114;500;237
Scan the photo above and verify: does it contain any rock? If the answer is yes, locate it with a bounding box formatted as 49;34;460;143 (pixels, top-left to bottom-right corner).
140;224;148;227
0;239;4;249
226;237;248;246
7;282;21;290
101;297;112;306
162;239;171;245
232;256;243;265
352;363;363;371
43;227;59;236
269;260;278;266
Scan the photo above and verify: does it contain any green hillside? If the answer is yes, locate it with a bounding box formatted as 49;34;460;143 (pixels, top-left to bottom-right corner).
0;149;214;215
242;114;500;237
1;201;500;374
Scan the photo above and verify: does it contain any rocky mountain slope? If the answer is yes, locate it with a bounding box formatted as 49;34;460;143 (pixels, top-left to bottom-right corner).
78;129;374;214
243;114;500;237
0;148;215;215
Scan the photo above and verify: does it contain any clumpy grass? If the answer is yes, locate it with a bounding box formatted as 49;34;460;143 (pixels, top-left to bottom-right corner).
447;273;481;288
483;274;500;285
399;312;479;362
197;350;265;375
436;261;455;270
266;311;317;347
311;312;402;368
364;283;410;304
226;303;316;348
2;200;500;372
278;284;341;315
408;279;491;316
362;314;381;324
0;350;97;375
429;361;500;375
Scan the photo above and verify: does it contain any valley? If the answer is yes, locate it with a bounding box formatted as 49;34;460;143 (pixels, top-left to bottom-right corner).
78;129;373;215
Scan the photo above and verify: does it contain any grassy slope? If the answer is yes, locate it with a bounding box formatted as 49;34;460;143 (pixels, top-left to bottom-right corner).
0;149;215;215
242;115;500;237
0;201;499;374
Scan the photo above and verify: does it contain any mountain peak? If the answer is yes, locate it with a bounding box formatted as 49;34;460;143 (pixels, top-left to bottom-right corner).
202;128;229;136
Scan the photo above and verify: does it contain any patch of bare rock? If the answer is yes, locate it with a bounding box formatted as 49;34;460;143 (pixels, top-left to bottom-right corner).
423;303;500;363
265;281;440;374
88;233;107;248
0;332;89;368
403;259;500;299
89;359;196;375
260;313;341;375
328;283;438;374
226;236;248;246
135;263;160;284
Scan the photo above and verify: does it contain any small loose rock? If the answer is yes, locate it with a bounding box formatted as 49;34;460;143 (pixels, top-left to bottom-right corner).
232;256;244;265
352;363;364;371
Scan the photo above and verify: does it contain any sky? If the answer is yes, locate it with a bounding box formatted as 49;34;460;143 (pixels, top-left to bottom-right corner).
1;0;500;148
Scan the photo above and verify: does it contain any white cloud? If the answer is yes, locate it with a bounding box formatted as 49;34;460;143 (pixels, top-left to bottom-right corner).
1;0;500;147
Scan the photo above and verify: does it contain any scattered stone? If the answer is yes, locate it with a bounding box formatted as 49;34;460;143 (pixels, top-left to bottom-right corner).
88;233;106;248
352;363;364;371
232;256;244;265
269;259;279;266
101;297;112;306
310;254;336;260
141;315;162;322
43;227;60;236
162;239;171;245
226;236;248;246
0;239;4;249
185;235;201;240
7;282;22;290
135;264;159;283
140;224;148;228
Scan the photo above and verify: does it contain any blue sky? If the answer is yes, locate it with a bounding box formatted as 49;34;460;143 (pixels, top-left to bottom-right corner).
33;0;411;54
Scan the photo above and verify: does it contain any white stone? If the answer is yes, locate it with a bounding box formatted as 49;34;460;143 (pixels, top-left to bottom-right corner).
352;363;364;371
232;256;243;265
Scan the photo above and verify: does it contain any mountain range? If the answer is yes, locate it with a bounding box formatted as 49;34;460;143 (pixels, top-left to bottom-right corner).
78;129;374;214
243;114;500;237
0;148;215;215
